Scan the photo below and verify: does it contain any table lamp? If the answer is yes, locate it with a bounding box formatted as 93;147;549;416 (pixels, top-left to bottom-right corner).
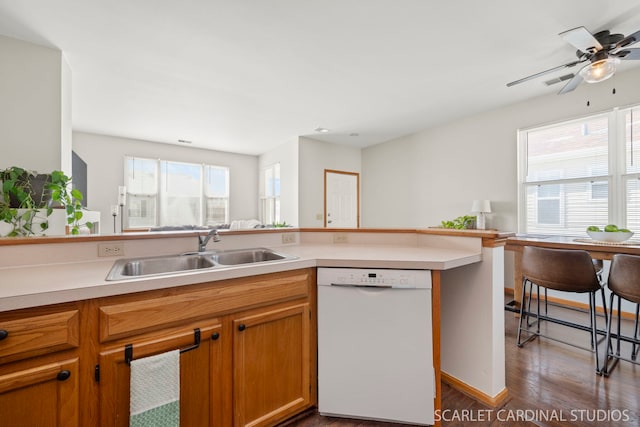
471;200;491;230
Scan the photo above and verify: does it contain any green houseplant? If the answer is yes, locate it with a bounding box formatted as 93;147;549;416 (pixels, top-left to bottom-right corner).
0;166;91;236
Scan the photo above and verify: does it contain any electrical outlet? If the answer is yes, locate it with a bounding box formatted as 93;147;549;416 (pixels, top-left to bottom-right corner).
98;243;124;257
316;213;323;221
333;233;348;244
281;233;296;244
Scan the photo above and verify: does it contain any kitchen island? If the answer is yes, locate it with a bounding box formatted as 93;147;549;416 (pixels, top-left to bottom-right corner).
0;227;512;426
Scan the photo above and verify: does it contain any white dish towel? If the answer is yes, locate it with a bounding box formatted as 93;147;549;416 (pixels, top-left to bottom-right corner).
130;349;180;427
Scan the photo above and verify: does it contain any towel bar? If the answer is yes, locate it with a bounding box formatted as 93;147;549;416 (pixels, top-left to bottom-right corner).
125;328;201;366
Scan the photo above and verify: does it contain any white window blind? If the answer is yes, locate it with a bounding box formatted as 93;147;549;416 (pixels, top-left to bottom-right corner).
125;157;158;228
260;163;280;225
204;166;229;225
625;106;640;230
518;107;640;236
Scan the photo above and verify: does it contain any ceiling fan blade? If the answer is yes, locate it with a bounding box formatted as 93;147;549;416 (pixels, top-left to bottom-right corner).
558;70;584;94
559;26;603;53
615;29;640;49
506;60;583;87
615;48;640;60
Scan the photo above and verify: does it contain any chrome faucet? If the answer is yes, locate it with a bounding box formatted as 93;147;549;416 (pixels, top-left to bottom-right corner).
198;229;221;252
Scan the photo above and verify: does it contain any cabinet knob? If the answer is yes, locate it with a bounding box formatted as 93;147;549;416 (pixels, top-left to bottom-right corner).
211;332;220;340
238;324;246;332
0;329;7;341
57;370;71;381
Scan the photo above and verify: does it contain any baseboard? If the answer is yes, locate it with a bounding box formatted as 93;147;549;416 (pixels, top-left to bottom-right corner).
441;371;508;407
504;287;638;321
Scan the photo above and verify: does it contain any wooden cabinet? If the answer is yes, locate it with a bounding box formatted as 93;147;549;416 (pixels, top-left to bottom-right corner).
0;306;80;364
233;303;311;427
98;321;224;427
0;357;79;427
0;268;316;427
0;303;82;427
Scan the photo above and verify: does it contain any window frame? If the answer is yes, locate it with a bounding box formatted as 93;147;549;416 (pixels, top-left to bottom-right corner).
260;163;281;225
517;107;633;235
124;156;229;229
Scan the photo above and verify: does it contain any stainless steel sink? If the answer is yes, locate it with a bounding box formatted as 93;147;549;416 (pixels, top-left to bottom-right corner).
211;248;292;265
105;248;296;280
106;253;216;280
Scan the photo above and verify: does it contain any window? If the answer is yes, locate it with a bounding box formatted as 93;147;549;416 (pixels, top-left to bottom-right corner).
519;106;640;235
261;163;280;225
124;157;229;228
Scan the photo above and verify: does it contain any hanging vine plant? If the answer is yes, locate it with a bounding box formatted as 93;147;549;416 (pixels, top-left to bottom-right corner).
0;166;91;236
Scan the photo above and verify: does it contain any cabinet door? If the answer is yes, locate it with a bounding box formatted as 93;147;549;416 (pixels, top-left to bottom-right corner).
0;358;79;427
233;303;311;427
98;322;223;427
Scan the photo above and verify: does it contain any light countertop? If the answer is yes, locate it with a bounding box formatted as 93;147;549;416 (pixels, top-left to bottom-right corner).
0;243;481;312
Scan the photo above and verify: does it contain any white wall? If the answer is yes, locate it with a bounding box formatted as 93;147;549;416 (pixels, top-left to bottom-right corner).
298;137;362;227
258;138;299;226
362;66;640;289
72;132;259;230
60;56;72;175
0;35;66;173
363;67;640;231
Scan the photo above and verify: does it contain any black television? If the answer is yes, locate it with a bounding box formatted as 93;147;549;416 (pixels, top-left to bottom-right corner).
72;151;88;208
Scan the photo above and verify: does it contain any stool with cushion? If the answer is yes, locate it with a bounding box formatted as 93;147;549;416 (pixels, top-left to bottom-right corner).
517;246;607;373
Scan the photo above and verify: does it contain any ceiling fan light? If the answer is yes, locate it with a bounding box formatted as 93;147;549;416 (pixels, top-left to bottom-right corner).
579;57;620;83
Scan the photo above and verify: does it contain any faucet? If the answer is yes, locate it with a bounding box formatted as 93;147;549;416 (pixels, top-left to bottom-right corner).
198;229;221;252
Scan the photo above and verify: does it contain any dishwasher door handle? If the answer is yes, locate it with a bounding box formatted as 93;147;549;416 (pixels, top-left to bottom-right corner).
330;283;392;289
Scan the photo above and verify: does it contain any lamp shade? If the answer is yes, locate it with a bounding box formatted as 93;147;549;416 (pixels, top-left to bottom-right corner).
579;57;619;83
471;200;491;213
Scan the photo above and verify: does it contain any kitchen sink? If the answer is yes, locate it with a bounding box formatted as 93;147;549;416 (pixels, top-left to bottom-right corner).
211;248;291;265
106;253;217;280
105;248;296;280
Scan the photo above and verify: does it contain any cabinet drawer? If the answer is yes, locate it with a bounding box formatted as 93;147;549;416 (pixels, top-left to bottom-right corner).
99;270;311;342
0;310;80;363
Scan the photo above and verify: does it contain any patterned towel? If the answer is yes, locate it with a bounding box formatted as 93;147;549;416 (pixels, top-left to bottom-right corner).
130;350;180;427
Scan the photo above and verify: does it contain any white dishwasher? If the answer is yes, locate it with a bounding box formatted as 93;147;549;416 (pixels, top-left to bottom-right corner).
317;267;434;426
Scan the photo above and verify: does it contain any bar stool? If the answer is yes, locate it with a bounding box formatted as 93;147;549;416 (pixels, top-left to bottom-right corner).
540;258;603;315
602;254;640;376
517;246;607;373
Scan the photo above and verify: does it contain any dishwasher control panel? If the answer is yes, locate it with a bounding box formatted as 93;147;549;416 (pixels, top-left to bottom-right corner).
317;268;431;289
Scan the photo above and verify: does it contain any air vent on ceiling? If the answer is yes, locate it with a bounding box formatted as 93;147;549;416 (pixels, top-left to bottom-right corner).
544;73;575;86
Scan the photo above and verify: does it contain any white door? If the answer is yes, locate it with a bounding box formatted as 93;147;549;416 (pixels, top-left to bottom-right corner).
325;170;359;228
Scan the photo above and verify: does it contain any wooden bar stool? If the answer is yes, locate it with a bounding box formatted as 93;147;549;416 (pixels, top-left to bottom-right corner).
517;246;607;374
602;254;640;376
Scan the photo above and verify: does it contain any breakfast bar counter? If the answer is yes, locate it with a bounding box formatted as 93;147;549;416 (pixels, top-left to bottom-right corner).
505;234;640;305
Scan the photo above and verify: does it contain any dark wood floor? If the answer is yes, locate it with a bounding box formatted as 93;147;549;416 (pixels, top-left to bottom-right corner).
284;300;640;426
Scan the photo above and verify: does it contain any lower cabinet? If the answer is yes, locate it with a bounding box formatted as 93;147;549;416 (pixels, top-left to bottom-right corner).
0;268;316;427
233;303;311;427
98;321;224;427
0;357;79;427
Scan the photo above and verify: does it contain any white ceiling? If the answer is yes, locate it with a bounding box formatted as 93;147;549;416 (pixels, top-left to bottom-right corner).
1;1;640;155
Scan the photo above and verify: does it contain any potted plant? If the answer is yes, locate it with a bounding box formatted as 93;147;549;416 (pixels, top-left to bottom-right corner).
47;170;92;235
0;166;49;236
0;166;91;236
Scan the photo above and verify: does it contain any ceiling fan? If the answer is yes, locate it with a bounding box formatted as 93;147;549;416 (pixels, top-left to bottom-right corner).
507;26;640;94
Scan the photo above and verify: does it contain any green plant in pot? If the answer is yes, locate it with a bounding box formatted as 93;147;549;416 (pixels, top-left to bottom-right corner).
48;170;92;235
0;166;50;236
0;166;91;236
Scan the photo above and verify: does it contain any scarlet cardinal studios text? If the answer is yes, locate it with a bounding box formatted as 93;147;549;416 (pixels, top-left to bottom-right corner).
434;408;632;423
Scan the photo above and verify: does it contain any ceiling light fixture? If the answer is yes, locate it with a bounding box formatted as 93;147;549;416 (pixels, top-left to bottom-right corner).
314;127;330;133
579;54;620;83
